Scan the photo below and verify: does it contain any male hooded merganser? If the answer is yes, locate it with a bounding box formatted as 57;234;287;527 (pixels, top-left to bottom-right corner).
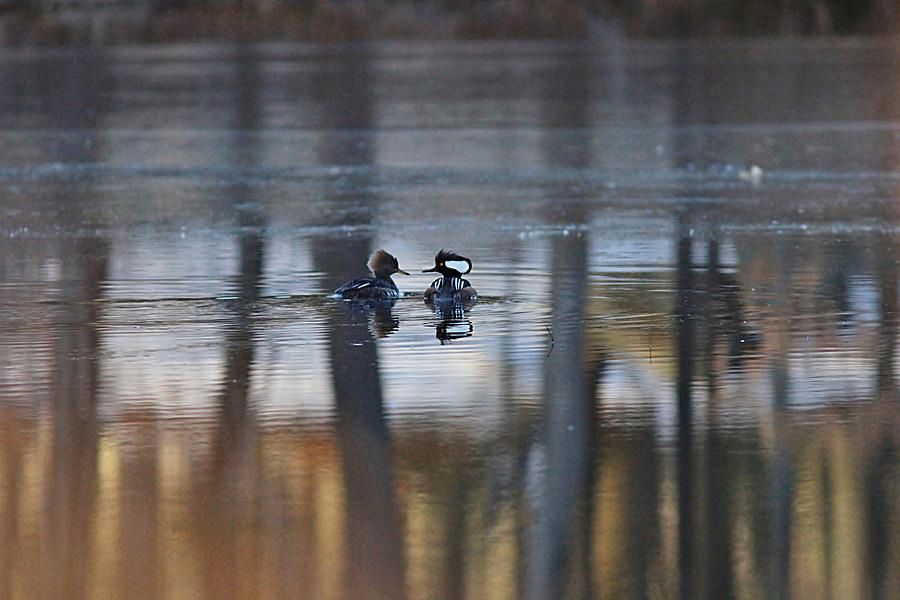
423;249;477;303
333;249;409;300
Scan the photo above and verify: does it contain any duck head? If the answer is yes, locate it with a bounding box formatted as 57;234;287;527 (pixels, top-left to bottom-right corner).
368;249;410;279
422;249;473;278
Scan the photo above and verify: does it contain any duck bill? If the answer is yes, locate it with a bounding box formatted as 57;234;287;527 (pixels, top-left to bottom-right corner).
422;267;438;273
397;269;411;276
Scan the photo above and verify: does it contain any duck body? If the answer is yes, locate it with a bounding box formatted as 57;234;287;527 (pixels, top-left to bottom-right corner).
333;250;409;300
423;250;477;303
424;275;477;303
334;276;401;300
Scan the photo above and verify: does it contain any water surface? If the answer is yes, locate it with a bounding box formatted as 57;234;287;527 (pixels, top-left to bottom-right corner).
1;38;899;599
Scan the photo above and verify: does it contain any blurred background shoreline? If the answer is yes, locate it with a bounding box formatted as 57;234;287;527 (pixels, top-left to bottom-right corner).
0;0;899;46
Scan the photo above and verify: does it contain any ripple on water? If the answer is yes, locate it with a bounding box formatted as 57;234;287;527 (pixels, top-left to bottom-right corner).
86;294;333;423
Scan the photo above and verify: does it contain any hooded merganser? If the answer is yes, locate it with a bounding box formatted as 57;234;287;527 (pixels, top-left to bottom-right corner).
333;249;410;300
423;249;477;303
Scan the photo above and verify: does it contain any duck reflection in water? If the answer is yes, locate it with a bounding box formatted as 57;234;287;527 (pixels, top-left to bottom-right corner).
335;297;401;339
430;301;474;344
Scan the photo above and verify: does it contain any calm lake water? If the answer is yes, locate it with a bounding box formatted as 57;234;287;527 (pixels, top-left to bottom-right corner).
1;37;899;599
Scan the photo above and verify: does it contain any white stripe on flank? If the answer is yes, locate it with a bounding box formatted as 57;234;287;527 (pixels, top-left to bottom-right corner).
445;260;470;274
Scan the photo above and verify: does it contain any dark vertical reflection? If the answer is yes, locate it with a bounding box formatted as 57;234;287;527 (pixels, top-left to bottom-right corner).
41;50;110;600
194;45;268;600
328;306;406;600
864;439;897;600
309;45;406;600
674;213;695;600
865;126;900;599
670;48;700;600
702;238;735;600
44;236;107;600
669;38;701;456
875;233;897;402
310;45;379;293
526;45;599;600
230;43;269;305
669;42;763;599
821;240;854;328
874;80;900;404
769;237;794;600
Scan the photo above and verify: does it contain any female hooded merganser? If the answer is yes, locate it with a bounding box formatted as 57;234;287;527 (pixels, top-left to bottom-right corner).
423;249;477;303
333;249;409;300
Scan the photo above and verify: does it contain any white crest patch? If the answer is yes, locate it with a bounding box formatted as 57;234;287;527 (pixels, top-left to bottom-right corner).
445;259;470;274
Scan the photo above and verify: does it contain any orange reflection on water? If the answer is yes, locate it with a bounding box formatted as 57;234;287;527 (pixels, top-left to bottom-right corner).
1;392;898;599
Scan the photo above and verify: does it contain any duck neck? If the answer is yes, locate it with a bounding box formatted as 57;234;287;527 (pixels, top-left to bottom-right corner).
376;273;398;289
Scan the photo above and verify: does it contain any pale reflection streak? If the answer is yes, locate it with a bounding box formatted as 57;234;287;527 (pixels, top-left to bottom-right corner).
524;45;598;600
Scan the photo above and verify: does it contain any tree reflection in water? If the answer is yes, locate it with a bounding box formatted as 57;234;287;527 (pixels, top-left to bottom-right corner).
312;43;407;600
